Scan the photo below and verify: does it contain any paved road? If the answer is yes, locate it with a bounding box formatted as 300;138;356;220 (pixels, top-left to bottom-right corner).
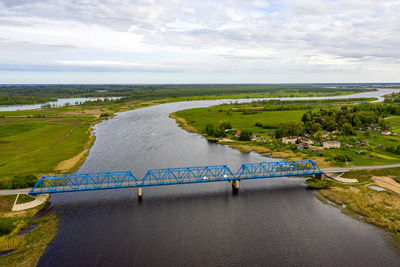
322;163;400;173
0;188;32;195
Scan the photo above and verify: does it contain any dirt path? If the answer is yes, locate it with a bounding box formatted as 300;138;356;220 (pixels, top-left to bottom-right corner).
372;176;400;195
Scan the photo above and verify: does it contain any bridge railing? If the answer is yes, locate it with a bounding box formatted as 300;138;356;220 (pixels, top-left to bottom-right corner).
141;165;235;186
236;160;322;180
30;171;137;195
29;160;322;195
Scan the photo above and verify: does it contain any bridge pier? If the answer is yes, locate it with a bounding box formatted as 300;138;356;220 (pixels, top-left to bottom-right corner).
315;174;323;180
138;187;143;198
232;179;239;191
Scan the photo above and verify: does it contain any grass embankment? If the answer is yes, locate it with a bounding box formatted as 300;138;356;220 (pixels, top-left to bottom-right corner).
0;99;167;188
307;168;400;239
0;195;58;266
173;100;400;167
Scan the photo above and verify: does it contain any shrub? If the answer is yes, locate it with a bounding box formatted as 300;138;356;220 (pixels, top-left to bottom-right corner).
239;130;252;141
334;154;352;163
305;178;330;189
10;174;37;189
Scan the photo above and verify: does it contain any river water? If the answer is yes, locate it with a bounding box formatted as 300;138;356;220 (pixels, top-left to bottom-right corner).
0;97;122;112
38;89;400;266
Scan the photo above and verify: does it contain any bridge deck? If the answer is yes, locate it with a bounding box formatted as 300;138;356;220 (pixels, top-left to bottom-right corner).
29;160;322;195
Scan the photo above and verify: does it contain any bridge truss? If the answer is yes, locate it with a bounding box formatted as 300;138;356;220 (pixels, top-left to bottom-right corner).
30;160;322;195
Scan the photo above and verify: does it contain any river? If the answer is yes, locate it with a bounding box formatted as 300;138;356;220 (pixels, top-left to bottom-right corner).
0;97;122;112
38;89;400;266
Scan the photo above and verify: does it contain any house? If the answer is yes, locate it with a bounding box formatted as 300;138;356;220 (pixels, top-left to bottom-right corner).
382;130;391;135
298;137;313;145
282;136;298;144
251;135;267;142
323;141;341;149
321;131;329;138
361;140;369;146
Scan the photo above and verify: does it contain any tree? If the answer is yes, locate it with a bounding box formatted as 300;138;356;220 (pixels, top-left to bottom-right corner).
276;121;304;138
378;119;389;130
311;122;321;133
218;121;231;130
353;118;362;129
342;123;354;135
205;123;215;136
314;130;324;141
239;130;252;141
301;112;311;122
326;120;337;131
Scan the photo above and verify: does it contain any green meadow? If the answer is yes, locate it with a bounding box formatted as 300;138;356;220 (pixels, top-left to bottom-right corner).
176;107;306;135
174;102;400;167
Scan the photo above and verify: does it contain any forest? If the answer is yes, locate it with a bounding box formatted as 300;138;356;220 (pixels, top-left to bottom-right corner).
0;84;375;105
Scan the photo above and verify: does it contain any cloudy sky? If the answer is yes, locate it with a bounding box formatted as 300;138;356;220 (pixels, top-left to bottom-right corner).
0;0;399;83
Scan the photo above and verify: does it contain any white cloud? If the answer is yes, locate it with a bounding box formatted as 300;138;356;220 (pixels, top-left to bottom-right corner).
0;0;399;83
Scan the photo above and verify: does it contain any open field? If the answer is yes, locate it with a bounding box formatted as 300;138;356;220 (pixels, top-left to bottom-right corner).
174;101;400;167
0;98;167;188
176;107;306;136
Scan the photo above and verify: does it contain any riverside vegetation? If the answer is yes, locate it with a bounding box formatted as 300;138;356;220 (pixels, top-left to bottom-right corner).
173;98;400;167
0;84;373;105
0;85;397;264
0;96;169;265
0;84;375;265
172;94;400;243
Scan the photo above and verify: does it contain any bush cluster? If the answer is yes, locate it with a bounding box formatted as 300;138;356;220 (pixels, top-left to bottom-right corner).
0;174;37;189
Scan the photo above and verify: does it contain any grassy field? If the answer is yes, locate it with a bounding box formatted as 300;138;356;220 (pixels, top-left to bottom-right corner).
174;102;400;167
0;117;92;176
0;98;167;187
386;116;400;134
176;107;306;135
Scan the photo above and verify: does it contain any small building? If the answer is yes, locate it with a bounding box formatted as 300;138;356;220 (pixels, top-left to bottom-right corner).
361;140;369;146
323;141;341;149
382;130;391;135
282;136;298;144
298;137;313;145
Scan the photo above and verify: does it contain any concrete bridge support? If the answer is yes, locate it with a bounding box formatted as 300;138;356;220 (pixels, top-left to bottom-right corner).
232;180;239;191
138;187;143;198
315;173;323;180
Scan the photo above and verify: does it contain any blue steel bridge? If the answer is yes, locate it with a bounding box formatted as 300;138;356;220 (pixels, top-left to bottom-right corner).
29;160;323;196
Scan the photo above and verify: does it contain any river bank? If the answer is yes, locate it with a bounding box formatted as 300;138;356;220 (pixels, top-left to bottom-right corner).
308;168;400;245
1;88;400;265
0;195;58;266
38;95;400;265
170;110;400;248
